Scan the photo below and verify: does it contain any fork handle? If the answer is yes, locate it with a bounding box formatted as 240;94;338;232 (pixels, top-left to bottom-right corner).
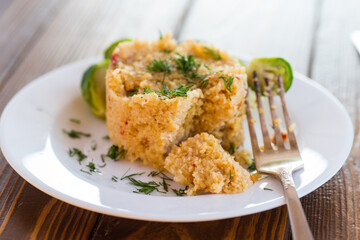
279;170;314;240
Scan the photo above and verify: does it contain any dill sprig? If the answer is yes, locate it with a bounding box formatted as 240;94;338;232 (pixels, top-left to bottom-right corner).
264;187;273;191
68;148;87;164
107;145;127;161
198;75;209;89
175;53;198;73
120;172;145;180
220;75;234;93
248;160;256;172
86;161;101;173
172;186;189;196
69;118;81;124
63;129;91;139
144;83;192;98
126;87;139;97
147;171;172;181
204;47;222;60
112;176;119;182
146;59;172;83
102;135;110;140
229;142;236;155
91;143;97;151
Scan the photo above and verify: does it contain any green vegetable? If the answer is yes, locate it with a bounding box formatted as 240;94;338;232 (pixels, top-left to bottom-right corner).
81;59;109;118
246;58;293;95
82;39;132;119
104;39;132;59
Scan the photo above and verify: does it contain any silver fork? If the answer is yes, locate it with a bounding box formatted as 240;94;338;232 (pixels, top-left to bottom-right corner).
245;72;314;240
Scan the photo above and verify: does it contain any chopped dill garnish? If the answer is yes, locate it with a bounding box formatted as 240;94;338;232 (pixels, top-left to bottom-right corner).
229;142;236;155
172;186;189;196
144;83;192;98
127;87;139;97
63;129;91;139
147;171;172;181
112;176;119;182
86;161;101;173
220;75;234;93
107;145;127;161
102;135;110;140
68;148;87;164
203;64;210;70
248;160;256;172
98;163;107;168
159;30;163;40
175;53;198;73
91;143;97;151
120;171;145;180
101;154;106;162
199;78;209;89
204;47;222;60
264;188;273;191
69;118;81;124
80;169;92;175
146;59;172;83
130;178;165;195
161;178;169;192
161;49;172;53
230;170;232;180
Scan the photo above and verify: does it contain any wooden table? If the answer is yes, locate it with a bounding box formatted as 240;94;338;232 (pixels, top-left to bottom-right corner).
0;0;359;239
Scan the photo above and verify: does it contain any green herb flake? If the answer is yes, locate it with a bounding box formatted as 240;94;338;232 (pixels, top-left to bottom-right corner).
80;169;92;175
264;188;273;191
98;163;107;168
63;129;91;139
86;161;101;173
248;160;256;172
204;47;222;60
172;186;189;196
220;75;234;93
146;59;172;83
199;77;209;89
120;171;145;181
175;53;198;74
69;118;81;124
230;170;232;180
68;148;87;164
91;143;97;151
161;49;172;54
112;176;119;182
229;142;236;155
102;135;110;140
107;145;127;161
127;87;139;97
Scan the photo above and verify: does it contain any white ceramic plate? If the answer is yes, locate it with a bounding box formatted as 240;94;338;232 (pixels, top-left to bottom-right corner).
0;57;353;222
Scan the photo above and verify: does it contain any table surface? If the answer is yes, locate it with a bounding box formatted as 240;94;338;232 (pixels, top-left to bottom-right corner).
0;0;359;239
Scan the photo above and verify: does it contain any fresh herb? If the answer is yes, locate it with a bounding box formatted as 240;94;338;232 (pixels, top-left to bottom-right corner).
220;75;234;93
161;178;169;192
63;129;91;139
146;59;172;83
124;176;166;194
102;135;110;140
112;176;119;182
101;154;106;162
147;171;172;181
144;83;192;98
172;186;189;196
159;30;163;40
106;145;127;161
175;53;198;73
198;77;209;89
248;160;256;172
69;118;81;124
230;170;232;180
98;163;107;168
80;169;92;175
68;148;87;164
229;142;236;155
86;161;101;173
120;171;145;180
161;49;172;54
127;87;139;97
204;47;222;60
91;143;97;151
264;188;273;191
203;64;210;70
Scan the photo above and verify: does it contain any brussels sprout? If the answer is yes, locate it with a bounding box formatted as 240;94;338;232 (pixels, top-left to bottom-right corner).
104;39;132;59
246;58;293;95
81;59;109;118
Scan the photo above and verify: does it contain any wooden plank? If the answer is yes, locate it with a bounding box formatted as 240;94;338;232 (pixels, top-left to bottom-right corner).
91;206;288;240
0;0;192;239
298;0;360;239
179;0;317;75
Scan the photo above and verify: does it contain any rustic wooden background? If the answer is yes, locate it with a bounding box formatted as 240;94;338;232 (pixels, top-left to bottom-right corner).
0;0;359;239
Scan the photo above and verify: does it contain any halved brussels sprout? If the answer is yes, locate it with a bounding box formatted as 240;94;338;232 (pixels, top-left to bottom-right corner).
81;59;109;118
81;39;132;118
104;39;132;59
246;58;293;95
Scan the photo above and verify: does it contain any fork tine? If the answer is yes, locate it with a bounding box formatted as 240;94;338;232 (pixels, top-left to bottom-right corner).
253;71;273;151
277;75;298;149
264;77;285;150
245;86;260;154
